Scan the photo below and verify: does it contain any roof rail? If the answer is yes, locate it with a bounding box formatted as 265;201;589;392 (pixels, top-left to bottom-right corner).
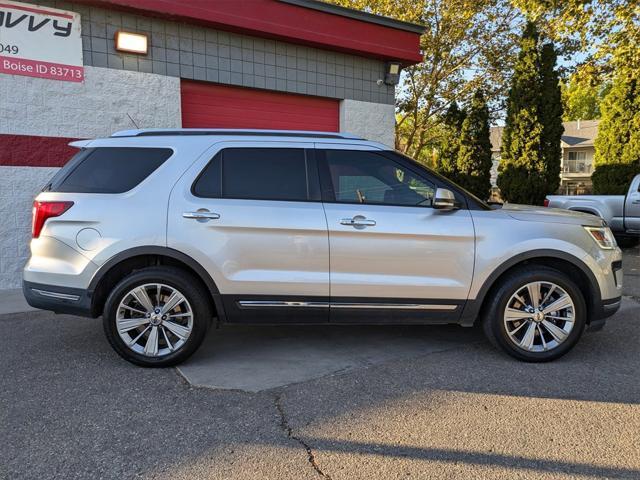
110;128;365;140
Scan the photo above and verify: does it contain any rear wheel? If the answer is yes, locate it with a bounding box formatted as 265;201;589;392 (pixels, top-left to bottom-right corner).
103;267;212;367
483;267;587;362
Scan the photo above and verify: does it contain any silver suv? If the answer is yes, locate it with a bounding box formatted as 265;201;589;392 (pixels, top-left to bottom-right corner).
23;129;623;366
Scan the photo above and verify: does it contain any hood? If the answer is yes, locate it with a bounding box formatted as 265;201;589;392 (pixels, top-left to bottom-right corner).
499;203;605;227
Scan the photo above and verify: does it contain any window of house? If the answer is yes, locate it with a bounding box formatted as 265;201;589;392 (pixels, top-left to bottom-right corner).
565;151;592;173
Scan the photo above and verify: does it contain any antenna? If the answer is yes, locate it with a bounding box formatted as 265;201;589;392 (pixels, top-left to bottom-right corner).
127;113;140;129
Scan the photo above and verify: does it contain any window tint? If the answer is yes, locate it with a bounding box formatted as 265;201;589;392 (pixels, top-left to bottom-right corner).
192;152;221;198
194;148;309;201
52;148;172;193
42;148;93;192
323;150;436;207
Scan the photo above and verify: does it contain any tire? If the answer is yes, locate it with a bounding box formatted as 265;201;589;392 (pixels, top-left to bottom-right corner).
103;266;212;367
482;267;587;362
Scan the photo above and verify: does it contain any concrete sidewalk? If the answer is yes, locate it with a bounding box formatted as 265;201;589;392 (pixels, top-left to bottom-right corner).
177;323;481;392
0;288;36;315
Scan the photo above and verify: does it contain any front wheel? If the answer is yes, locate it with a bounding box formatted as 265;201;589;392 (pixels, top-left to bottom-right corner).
482;267;587;362
103;267;212;367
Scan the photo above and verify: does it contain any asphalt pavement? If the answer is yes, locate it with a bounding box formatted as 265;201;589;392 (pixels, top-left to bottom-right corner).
1;247;638;480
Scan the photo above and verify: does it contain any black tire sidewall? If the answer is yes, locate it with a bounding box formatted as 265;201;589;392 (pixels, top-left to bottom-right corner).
485;268;587;362
103;267;211;367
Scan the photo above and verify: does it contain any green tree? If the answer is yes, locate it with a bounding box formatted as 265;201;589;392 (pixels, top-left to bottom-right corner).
497;21;546;204
595;72;639;168
329;0;519;162
456;90;493;199
435;101;466;177
562;71;610;121
539;42;563;195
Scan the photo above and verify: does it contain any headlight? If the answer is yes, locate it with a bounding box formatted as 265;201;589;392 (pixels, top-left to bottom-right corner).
584;226;617;249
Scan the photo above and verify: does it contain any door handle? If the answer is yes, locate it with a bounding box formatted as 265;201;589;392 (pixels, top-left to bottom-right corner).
183;211;221;220
340;216;376;227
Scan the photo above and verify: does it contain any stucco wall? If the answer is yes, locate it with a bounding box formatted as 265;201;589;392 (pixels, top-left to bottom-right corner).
0;66;181;289
0;167;59;289
340;99;396;147
0;66;181;138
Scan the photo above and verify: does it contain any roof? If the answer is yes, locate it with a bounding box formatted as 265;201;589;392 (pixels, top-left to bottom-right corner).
86;128;392;151
490;120;600;152
561;120;599;147
76;0;424;64
278;0;425;34
110;128;364;139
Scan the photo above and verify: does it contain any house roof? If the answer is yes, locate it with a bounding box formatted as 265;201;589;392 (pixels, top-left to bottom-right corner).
490;120;600;152
560;120;599;147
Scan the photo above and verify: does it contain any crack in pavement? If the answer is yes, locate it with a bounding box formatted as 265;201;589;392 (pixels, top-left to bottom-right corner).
275;394;332;479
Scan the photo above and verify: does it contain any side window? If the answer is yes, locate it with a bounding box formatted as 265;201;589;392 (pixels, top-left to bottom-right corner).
192;148;309;201
50;147;172;193
192;152;222;198
322;150;436;207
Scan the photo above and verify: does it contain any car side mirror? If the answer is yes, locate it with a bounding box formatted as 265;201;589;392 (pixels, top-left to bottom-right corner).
433;188;458;211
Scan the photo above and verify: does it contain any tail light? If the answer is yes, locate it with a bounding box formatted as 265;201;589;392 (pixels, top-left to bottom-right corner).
32;201;73;238
543;198;550;207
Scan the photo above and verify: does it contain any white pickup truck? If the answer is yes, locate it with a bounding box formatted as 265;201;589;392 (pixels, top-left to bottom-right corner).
545;173;640;242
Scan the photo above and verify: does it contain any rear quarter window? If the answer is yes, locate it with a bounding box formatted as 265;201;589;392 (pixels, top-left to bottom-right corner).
49;147;173;193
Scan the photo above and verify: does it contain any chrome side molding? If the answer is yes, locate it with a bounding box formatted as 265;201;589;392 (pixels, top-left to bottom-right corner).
237;300;457;311
238;301;329;308
331;303;457;311
31;289;80;301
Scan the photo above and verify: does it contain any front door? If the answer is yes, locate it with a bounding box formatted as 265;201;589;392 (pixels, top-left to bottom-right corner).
317;146;475;323
168;142;329;323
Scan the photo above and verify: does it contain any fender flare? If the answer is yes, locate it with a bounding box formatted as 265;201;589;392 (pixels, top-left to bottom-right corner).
88;246;225;319
459;249;601;326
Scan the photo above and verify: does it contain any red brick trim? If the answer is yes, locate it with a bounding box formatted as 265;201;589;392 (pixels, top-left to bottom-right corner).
0;134;80;167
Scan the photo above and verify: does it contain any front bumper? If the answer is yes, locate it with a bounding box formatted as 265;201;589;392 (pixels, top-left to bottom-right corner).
23;280;94;317
588;296;622;331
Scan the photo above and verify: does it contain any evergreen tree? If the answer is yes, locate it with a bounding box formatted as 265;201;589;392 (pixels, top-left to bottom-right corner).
539;42;564;195
593;70;640;193
595;73;639;168
436;101;466;179
498;22;547;205
456;89;493;200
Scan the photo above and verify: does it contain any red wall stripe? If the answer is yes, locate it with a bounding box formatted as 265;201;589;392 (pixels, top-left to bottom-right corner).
0;134;79;167
181;81;340;132
76;0;422;64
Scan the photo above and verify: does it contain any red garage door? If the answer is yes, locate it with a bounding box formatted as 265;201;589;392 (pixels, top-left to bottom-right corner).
181;81;339;132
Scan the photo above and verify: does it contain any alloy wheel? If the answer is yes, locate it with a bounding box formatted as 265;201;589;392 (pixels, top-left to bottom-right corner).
503;281;575;352
116;283;194;357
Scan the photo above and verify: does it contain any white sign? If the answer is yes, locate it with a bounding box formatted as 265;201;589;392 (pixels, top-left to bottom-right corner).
0;0;83;82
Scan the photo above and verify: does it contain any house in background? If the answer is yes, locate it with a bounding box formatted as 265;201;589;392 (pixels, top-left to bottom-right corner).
490;120;600;196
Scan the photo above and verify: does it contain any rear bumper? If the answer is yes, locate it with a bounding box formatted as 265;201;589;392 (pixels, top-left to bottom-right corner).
23;280;94;317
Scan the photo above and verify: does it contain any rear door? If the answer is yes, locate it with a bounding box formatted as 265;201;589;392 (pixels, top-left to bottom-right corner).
168;142;329;323
317;145;475;323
